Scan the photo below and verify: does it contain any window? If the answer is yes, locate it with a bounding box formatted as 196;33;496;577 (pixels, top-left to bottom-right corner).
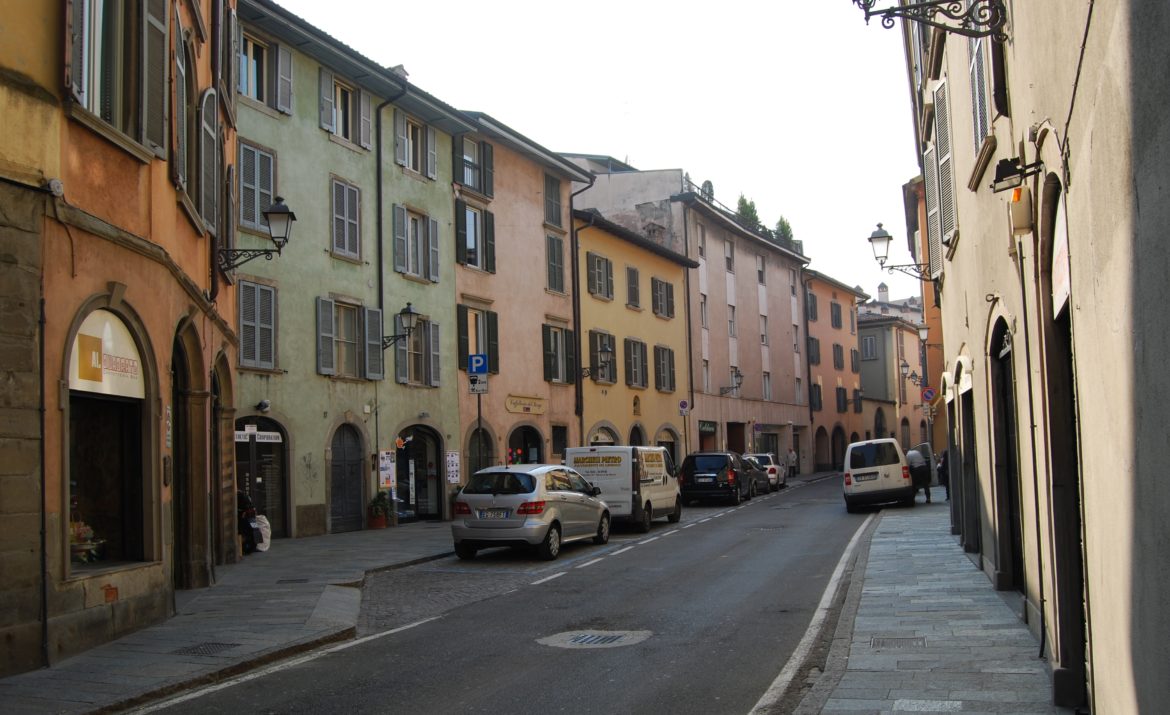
763;371;772;401
853;388;863;413
331;179;360;259
239;281;276;370
969;37;991;153
833;343;844;370
240;35;267;104
318;70;371;149
810;383;823;411
172;23;194;193
836;387;849;413
627;267;640;308
240;33;292;114
651;278;675;318
395;318;440;386
925;76;956;271
69;0;169;155
728;306;737;337
547;235;564;292
808;337;821;364
315;297;383;380
542;324;575;383
394;205;440;281
456;200;494;272
756;255;766;284
198;90;220;233
807;293;818;321
724;240;735;272
552;426;568;458
544;174;562;227
239;142;274;231
862;335;877;360
700;294;708;328
697;224;706;257
831;302;842;329
654;346;676;392
587;330;617;383
702;360;710;392
458;305;498;374
760;315;768;345
457;137;493;195
624;338;648;388
790;268;798;295
394;109;436;178
851;348;861;373
795;377;803;404
586;252;614;299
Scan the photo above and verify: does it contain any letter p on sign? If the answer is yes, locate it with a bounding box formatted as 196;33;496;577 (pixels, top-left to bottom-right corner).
468;353;488;375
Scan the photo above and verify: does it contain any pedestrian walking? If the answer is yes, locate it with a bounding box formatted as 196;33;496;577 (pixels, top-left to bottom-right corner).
786;447;798;481
906;448;932;503
937;449;950;500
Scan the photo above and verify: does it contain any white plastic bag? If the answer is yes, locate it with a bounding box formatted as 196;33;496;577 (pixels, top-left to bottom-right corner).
255;515;272;552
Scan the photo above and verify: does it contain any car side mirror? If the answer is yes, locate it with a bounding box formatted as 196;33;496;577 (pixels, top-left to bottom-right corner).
590;486;602;497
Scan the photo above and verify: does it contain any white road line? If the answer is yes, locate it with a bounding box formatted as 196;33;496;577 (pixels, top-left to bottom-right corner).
531;572;567;585
712;512;726;518
660;529;678;537
638;536;659;545
698;518;711;523
682;523;696;529
576;558;604;569
748;513;876;715
132;617;440;712
610;546;635;555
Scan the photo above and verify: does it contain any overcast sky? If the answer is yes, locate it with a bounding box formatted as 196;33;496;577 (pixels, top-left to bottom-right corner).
274;0;923;300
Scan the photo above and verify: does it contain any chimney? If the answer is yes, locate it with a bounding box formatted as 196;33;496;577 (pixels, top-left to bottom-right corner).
877;282;889;303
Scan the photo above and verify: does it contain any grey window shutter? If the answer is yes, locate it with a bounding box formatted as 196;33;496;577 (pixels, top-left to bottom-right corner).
565;329;575;381
425;126;437;179
394;313;409;383
69;0;86;104
173;23;187;190
654;346;663;390
211;0;222;85
359;91;372;149
666;283;674;318
924;143;941;277
346;184;360;256
935;81;956;243
394;108;407;165
227;8;239;109
257;283;274;369
624;338;634;386
258;150;273;223
604;259;614;299
199;90;218;231
319;68;334;131
428;322;441;386
586;253;598;295
639;343;648;388
240;144;256;226
455;200;468;264
393;204;407;272
482;142;493;196
457;304;469;368
589;330;600;382
276;45;293;114
143;0;168;156
240;281;257;366
427;217;440;282
487;311;499;373
452;134;464;185
332;181;346;252
316;297;335;375
542;325;555;382
363;307;383;380
629;268;640;307
668;348;675;391
484;210;496;273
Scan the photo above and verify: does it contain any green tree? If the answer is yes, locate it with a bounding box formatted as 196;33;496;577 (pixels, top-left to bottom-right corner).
775;216;793;243
736;194;761;229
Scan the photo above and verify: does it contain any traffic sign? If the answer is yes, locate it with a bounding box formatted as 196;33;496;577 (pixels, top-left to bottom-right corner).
468;353;488;374
469;374;488;394
678;399;689;416
921;386;936;402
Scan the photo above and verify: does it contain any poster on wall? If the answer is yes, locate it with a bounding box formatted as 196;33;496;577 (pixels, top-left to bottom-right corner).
409;460;416;507
446;451;460;484
69;309;145;398
378;450;396;491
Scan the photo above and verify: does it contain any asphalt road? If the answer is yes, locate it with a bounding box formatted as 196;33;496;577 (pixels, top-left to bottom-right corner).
145;477;864;715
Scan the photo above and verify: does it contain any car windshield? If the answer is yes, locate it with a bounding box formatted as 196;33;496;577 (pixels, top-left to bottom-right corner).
849;443;902;468
684;455;728;473
749;455;773;465
462;471;536;495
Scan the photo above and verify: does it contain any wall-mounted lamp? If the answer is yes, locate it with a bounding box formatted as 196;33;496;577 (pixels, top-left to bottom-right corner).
851;0;1008;41
579;344;615;380
917;323;930;343
382;303;421;350
990;157;1043;193
219;197;296;272
255;399;271;413
867;223;932;282
719;367;745;396
900;358;926;387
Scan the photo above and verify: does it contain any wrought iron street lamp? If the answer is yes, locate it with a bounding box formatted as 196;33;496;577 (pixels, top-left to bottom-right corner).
381;303;420;350
851;0;1008;41
580;344;615;380
719;367;745;396
867;223;932;282
218;197;296;272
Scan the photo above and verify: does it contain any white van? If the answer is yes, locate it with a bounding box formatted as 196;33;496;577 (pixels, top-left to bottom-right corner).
564;446;681;532
842;438;915;513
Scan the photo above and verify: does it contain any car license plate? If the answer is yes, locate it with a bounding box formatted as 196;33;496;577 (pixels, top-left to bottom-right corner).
855;472;878;482
697;476;714;483
479;509;510;519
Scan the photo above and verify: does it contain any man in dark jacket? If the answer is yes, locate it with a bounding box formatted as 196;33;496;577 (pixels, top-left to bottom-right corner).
905;449;932;503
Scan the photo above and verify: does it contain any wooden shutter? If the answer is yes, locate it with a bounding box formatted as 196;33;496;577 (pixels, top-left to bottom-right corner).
455;200;468;264
393;204;407;272
316;297;335;375
629;268;640;308
345;184;359;256
200;90;218;231
666;283;675;318
624;338;634;386
542;325;555;381
276;45;293;114
604;258;614;299
969;38;989;149
487;310;499;374
319;68;334;131
240;144;257;226
427;217;440;282
924;142;941;277
394;313;408;383
143;0;168;155
452;134;464;185
211;0;222;85
934;80;956;245
394;109;407;165
332;180;347;252
425;126;437;179
484;210;495;273
428;322;441;386
482;142;493;196
586;253;598;295
653;346;662;390
359;91;372;149
257;283;274;369
667;348;676;391
173;21;187;189
362;307;383;380
227;7;238;112
639;342;648;388
565;329;575;382
589;330;600;383
240;281;258;366
457;304;469;368
68;0;86;104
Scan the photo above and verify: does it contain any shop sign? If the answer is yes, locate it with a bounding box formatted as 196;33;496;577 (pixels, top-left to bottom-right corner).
698;420;717;433
505;395;547;415
69;309;145;398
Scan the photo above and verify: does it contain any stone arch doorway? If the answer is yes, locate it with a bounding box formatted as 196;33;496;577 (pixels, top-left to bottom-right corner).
234;416;289;538
398;425;444;521
874;408;887;439
590;425;619;445
508;425;543;464
629;424;645;446
831;426;847;471
467;426;494;477
989;320;1024;593
329;425;364;533
170;322;210;589
814;426;830;471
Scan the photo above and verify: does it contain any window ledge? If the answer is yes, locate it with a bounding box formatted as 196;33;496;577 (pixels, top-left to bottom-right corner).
239;364;283;375
458;184;492;203
544;221;566;235
328;133;367;154
331;251;364;266
68;104;155;164
239;95;284;120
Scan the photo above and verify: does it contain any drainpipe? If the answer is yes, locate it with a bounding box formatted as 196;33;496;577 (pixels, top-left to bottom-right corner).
681;209;693;459
570;178;597;444
802;272;814;457
39;297;48;666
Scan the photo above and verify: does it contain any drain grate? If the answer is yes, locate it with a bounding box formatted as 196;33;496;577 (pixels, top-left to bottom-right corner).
171;641;242;656
570;634;625;646
871;636;927;649
537;630;652;649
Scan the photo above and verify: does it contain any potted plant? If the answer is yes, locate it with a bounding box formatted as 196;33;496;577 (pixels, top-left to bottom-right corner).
368;491;391;529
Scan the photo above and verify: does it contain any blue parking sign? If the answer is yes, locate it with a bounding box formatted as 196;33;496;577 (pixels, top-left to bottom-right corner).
468;353;488;374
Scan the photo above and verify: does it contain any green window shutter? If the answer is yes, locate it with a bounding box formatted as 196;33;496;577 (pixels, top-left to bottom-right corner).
482;142;493;197
392;204;407;272
257;283;274;370
653;346;662;390
624;338;634;387
359;91;372;149
487;311;499;374
455;200;468;264
452;134;464;185
586;253;598;295
639;342;648;388
276;46;293;114
316;297;335;376
629;268;640;307
363;307;383;380
542;325;555;382
393;108;407;166
144;0;168;156
426;126;437;179
484;210;496;273
588;330;600;383
319;68;334;131
457;305;469;369
428;322;441;386
565;329;576;382
668;348;676;391
604;259;614;299
427;216;441;282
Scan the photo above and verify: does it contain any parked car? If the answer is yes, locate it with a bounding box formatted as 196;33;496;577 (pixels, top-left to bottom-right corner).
842;438;915;513
452;465;610;561
678;451;757;505
744;452;785;490
740;455;774;495
564;445;681;532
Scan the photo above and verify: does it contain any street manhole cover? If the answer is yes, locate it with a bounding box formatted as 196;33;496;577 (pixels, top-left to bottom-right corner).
537;630;652;649
170;641;241;656
871;636;927;648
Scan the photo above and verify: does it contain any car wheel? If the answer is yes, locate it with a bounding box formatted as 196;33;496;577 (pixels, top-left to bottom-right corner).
537;524;561;560
667;498;682;523
748;481;757;500
454;543;477;560
729;487;742;506
636;503;652;533
845;500;860;514
593;514;611;545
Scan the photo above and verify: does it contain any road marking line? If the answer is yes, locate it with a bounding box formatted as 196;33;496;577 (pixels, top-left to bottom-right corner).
682;523;696;529
576;558;604;569
748;513;876;715
712;512;726;518
638;536;659;545
611;546;635;555
531;572;567;585
660;530;678;537
698;518;711;523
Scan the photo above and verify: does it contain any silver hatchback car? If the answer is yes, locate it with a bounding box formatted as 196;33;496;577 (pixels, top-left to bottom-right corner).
452;465;610;561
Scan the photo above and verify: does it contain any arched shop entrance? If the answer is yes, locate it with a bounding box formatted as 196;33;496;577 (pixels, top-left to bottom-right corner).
235;416;289;538
508;425;543;464
329;424;364;533
397;425;444;522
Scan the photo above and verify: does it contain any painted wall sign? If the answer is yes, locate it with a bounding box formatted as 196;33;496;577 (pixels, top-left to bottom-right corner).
505;395;547;415
698;420;717;433
69;309;145;398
